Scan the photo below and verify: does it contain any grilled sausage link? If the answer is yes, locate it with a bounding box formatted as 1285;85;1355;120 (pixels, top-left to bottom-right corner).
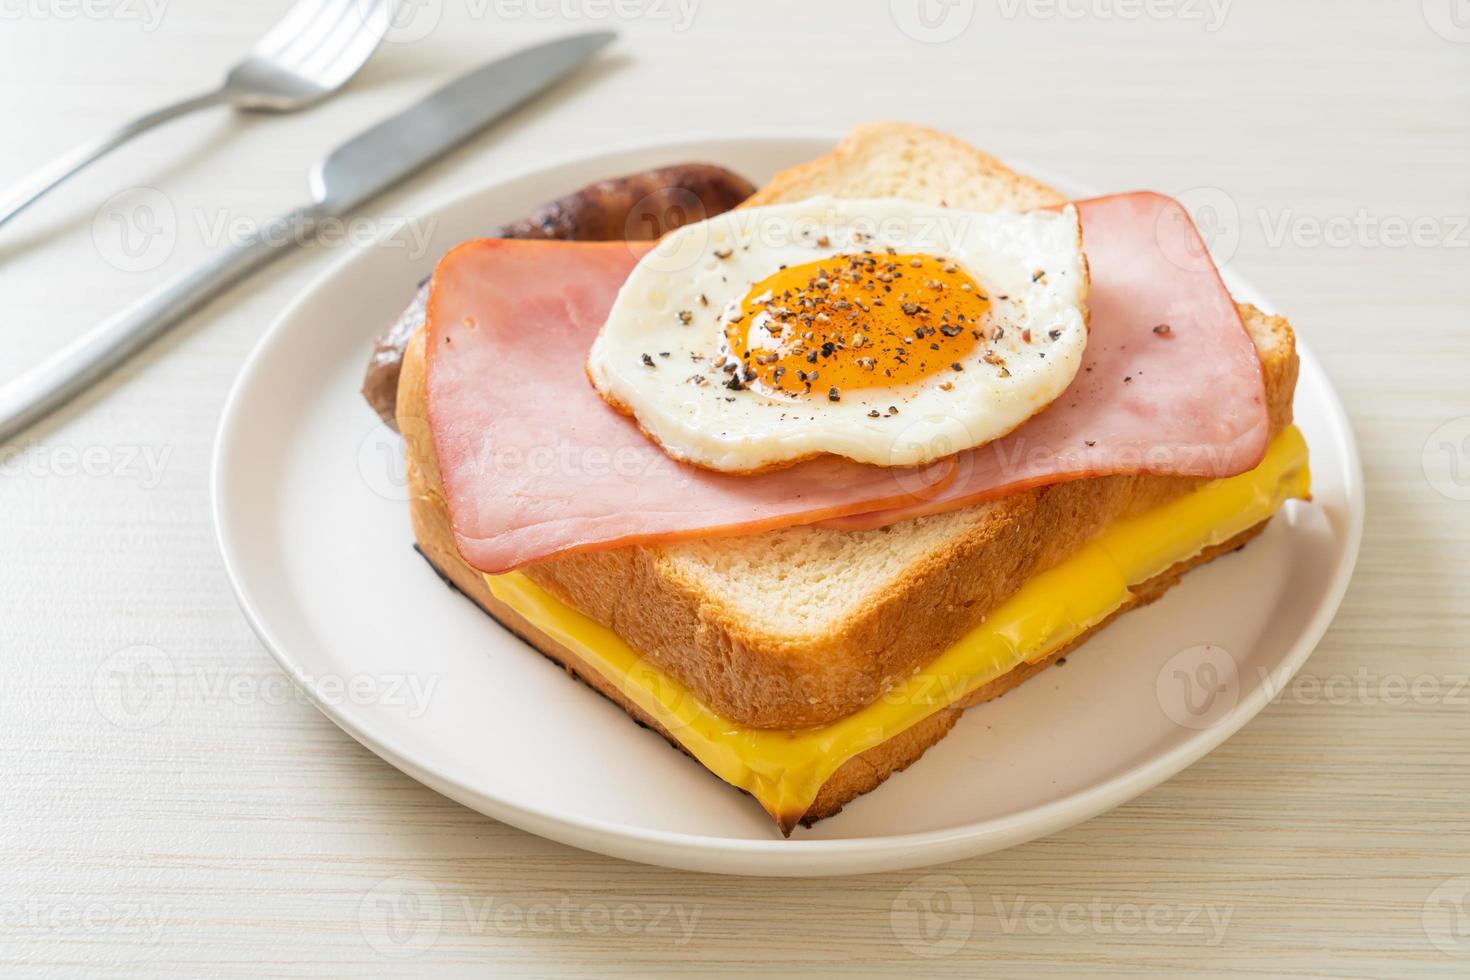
362;163;757;428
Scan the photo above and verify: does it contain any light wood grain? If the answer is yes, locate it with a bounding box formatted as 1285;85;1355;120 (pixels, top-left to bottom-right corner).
2;0;1467;975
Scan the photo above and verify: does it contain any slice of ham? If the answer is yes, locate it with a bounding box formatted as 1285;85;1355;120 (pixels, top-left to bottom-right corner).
821;191;1270;530
425;239;957;573
425;191;1270;570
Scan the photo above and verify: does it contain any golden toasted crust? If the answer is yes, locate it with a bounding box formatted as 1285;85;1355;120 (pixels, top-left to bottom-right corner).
740;121;1066;212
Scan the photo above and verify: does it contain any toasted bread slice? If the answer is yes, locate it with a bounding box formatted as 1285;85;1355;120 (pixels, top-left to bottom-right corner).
401;417;1269;831
429;123;1297;730
397;122;1300;826
741;121;1066;212
405;306;1295;731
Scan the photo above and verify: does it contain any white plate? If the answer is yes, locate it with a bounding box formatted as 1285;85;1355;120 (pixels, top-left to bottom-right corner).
213;135;1364;877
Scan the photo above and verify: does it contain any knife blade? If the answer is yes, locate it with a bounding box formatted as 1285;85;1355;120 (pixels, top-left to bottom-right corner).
310;31;617;212
0;31;617;442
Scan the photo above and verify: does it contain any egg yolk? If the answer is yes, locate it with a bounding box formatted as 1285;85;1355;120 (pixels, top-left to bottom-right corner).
723;253;990;399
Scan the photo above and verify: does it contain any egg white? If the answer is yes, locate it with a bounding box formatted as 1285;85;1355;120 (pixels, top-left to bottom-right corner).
586;196;1089;472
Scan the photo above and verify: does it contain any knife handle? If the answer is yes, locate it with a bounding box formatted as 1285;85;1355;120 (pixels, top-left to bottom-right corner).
0;205;322;443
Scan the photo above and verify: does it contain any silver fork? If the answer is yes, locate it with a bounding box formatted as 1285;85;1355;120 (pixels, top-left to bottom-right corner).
0;0;394;231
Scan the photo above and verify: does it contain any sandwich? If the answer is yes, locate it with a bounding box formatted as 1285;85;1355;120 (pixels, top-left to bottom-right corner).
367;123;1309;835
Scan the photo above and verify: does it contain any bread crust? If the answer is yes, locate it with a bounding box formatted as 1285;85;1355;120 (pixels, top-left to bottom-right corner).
740;121;1067;212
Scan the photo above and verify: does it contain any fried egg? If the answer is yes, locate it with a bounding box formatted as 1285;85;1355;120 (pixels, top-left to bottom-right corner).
587;196;1088;472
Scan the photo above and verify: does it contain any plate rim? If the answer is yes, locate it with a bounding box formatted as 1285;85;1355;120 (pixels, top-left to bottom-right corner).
212;132;1366;876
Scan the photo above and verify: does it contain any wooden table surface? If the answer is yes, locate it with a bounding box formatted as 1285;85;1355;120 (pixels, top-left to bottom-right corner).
2;0;1467;974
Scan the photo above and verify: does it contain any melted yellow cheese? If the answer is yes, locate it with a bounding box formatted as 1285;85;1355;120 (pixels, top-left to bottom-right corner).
486;426;1311;823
